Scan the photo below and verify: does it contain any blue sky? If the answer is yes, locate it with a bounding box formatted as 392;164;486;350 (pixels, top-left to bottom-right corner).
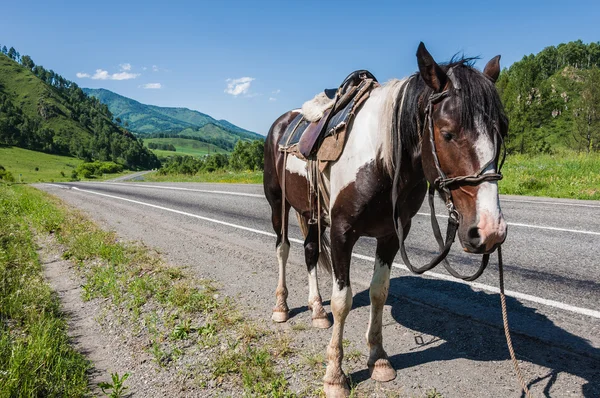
1;0;599;134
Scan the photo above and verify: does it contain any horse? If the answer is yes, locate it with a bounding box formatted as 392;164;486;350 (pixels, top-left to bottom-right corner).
263;42;508;397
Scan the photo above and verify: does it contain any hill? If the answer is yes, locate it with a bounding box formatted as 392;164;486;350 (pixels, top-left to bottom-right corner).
497;40;600;154
83;88;263;150
144;137;228;158
0;48;159;169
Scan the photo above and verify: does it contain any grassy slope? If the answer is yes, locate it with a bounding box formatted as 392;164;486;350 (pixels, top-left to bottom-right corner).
0;57;90;144
0;147;132;182
143;137;228;157
0;185;89;396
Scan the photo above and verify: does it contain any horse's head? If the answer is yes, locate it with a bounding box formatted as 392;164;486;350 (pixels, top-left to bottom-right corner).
417;43;508;254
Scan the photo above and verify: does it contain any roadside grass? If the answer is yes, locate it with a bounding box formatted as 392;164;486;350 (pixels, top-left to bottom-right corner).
1;183;299;396
0;184;89;396
500;152;600;200
143;169;263;184
0;146;134;183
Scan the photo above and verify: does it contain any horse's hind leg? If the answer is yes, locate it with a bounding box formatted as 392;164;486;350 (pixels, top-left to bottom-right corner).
304;222;331;329
271;200;291;323
323;227;356;397
366;233;399;382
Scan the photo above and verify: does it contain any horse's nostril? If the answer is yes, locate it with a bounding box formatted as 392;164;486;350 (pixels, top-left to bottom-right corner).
467;226;480;241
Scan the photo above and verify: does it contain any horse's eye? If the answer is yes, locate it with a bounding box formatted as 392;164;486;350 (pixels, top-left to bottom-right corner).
442;132;453;141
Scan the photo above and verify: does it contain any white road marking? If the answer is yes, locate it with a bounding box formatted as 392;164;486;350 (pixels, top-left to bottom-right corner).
502;198;600;209
94;182;264;198
62;185;600;320
417;212;600;236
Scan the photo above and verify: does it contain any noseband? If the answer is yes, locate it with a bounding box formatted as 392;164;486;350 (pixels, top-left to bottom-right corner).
392;68;506;281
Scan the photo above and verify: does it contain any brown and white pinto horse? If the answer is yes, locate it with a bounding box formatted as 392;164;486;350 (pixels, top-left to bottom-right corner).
263;42;508;397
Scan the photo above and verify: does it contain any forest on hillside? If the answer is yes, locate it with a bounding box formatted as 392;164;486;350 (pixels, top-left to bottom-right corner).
0;44;159;169
497;40;600;154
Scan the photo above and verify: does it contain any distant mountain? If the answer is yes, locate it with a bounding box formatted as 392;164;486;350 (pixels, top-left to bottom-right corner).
0;51;159;169
83;88;262;150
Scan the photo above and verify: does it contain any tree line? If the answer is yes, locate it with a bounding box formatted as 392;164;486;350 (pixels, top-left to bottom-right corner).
497;40;600;153
147;142;176;151
158;139;264;175
0;44;160;169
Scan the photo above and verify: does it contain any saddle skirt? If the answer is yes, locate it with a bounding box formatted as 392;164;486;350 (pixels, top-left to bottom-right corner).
278;70;378;166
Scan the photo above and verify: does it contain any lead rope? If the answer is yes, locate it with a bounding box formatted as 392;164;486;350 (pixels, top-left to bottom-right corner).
498;246;533;398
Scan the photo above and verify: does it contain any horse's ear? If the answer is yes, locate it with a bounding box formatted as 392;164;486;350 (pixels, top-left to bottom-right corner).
416;42;447;92
483;55;501;83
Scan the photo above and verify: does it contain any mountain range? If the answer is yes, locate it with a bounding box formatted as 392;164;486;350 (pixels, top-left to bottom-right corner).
83;88;262;150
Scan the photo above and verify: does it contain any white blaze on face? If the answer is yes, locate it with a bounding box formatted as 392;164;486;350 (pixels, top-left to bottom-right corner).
474;117;507;248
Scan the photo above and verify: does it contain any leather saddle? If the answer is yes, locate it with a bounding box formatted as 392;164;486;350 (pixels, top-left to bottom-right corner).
279;70;378;159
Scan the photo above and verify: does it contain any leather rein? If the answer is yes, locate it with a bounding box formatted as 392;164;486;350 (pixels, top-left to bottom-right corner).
392;68;507;281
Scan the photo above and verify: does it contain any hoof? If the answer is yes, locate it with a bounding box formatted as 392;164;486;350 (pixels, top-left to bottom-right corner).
368;358;396;382
312;316;332;329
271;310;289;323
323;380;350;398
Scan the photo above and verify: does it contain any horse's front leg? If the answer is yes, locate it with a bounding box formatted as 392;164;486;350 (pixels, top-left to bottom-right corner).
323;226;356;397
366;233;399;382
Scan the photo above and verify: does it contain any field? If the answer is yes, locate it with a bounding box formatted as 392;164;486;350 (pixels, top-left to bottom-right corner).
0;147;133;183
143;138;229;158
500;152;600;200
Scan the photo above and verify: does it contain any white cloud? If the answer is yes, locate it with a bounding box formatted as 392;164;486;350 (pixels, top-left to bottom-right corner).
142;66;148;71
140;83;162;89
269;97;277;101
110;71;140;80
76;68;140;80
272;89;281;95
152;65;159;72
120;63;132;71
92;69;110;80
225;77;255;96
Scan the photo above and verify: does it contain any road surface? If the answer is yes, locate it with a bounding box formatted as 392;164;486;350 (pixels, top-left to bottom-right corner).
38;181;600;397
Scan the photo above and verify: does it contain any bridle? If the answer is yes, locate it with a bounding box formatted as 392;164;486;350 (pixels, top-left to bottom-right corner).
392;67;507;281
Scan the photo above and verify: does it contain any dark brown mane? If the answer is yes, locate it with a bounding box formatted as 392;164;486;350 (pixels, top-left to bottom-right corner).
393;57;508;166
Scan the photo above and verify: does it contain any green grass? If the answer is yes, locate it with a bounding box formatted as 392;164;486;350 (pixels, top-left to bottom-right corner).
0;184;90;397
144;137;228;158
1;184;298;395
500;152;600;200
0;146;133;183
144;169;263;184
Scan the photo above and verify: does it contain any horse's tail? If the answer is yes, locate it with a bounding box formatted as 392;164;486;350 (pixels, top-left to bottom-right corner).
295;212;332;275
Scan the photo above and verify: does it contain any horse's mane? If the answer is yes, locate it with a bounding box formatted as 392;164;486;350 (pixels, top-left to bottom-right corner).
380;57;508;176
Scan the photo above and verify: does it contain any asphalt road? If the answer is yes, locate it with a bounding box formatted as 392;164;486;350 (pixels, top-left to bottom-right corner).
38;180;600;396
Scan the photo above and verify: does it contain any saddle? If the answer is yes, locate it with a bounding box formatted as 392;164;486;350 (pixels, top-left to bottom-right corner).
279;70;378;168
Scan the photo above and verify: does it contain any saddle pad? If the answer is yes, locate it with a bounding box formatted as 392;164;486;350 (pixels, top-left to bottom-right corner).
278;99;354;152
278;113;310;148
